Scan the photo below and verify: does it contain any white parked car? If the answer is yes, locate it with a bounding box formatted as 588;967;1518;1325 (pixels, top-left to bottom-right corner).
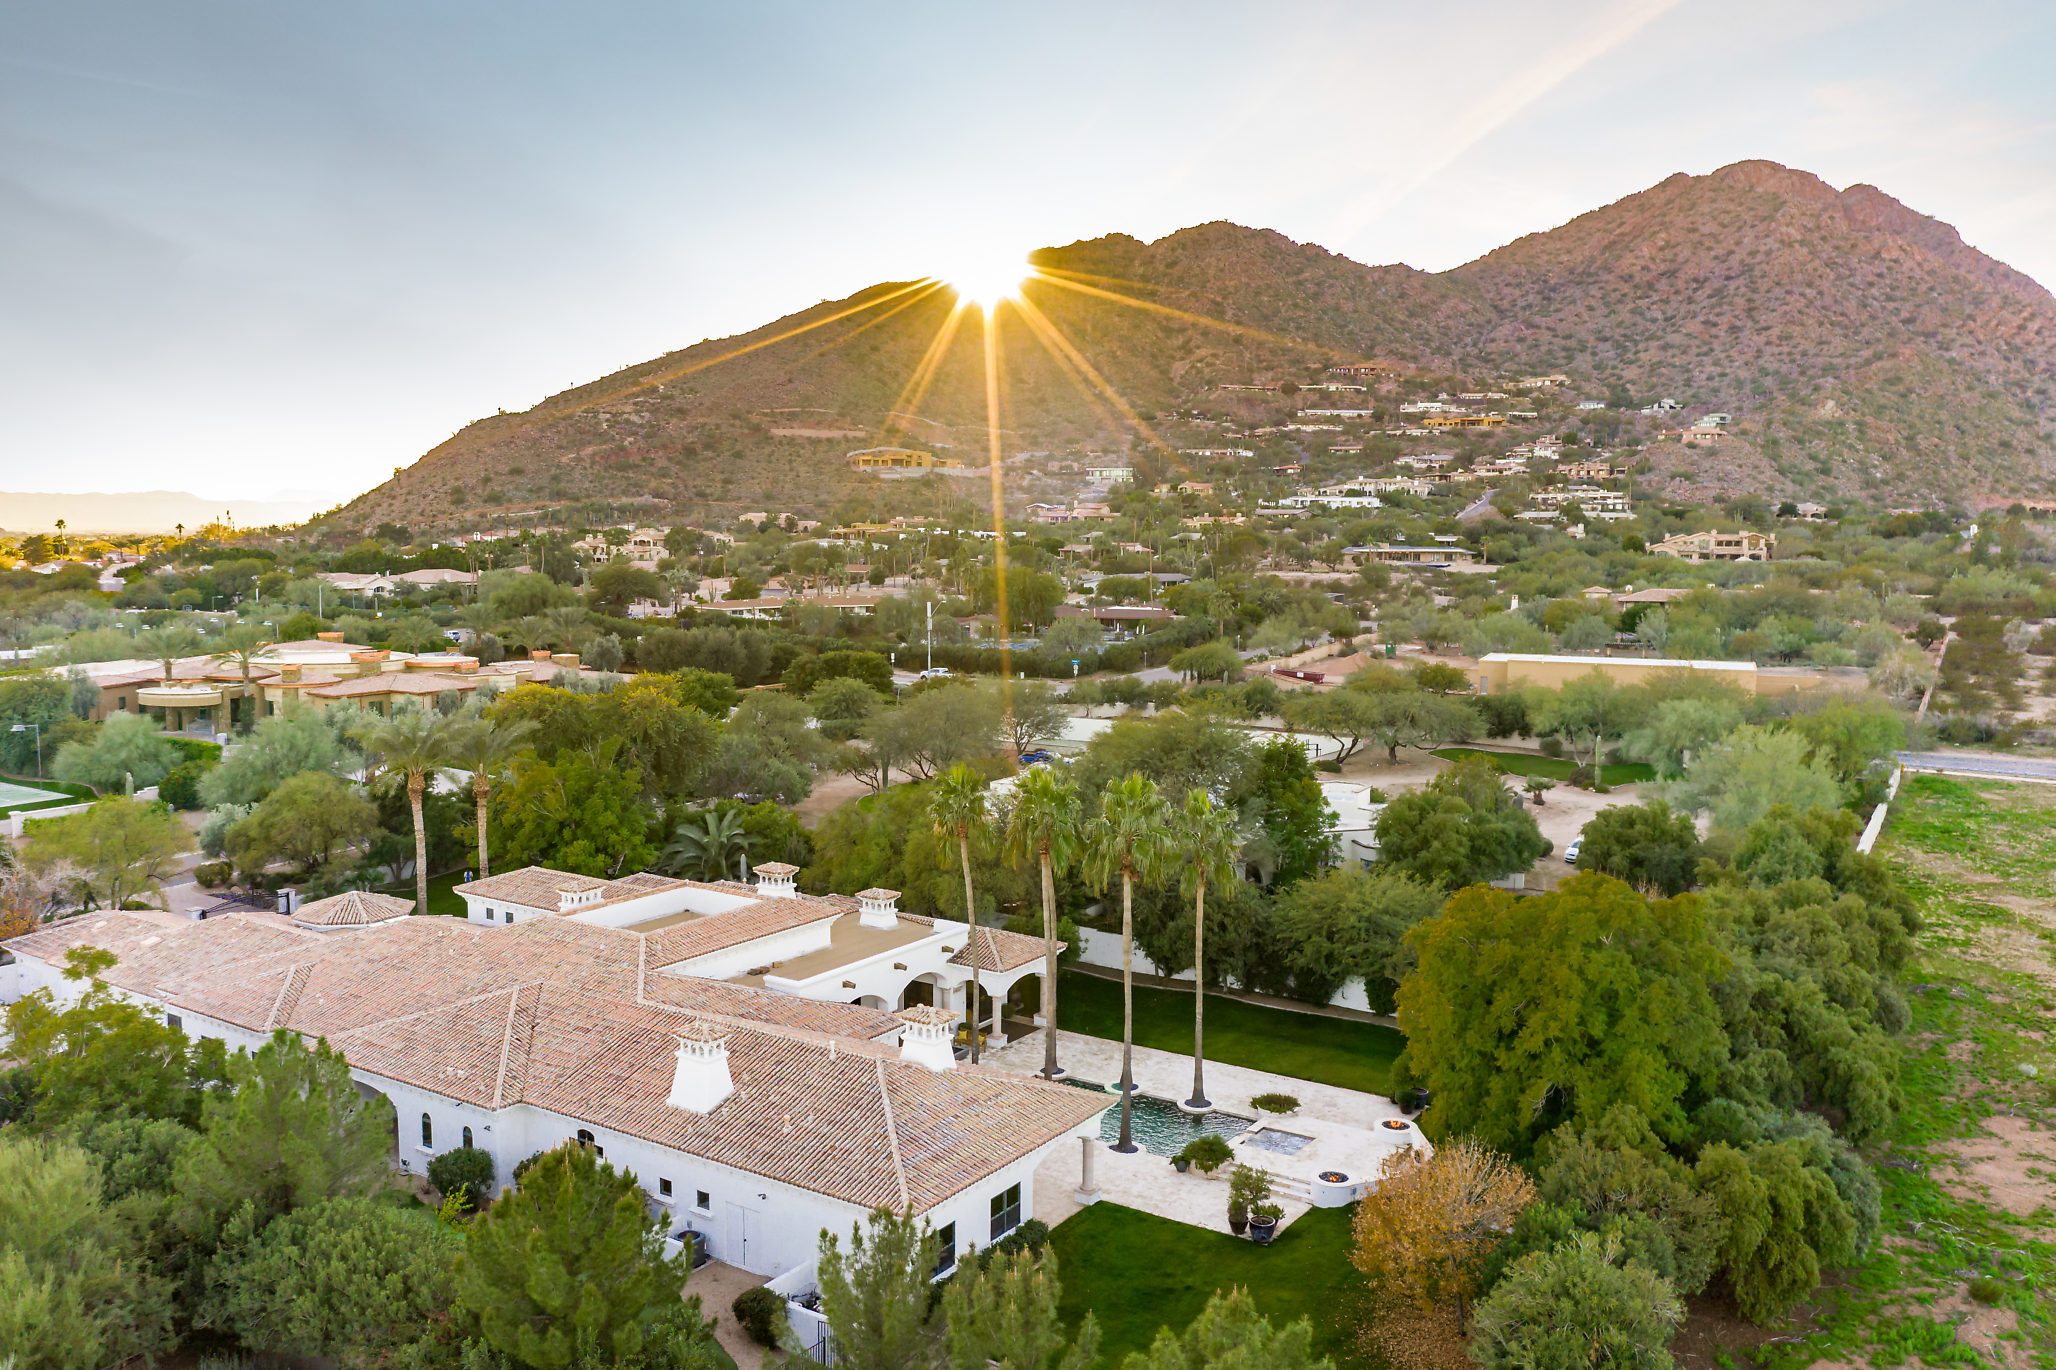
1563;838;1583;865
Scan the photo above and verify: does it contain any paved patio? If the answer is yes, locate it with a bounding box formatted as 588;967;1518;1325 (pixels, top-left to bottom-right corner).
685;1260;768;1369
987;1029;1427;1238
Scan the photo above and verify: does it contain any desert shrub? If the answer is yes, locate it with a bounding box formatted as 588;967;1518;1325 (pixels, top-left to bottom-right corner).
1566;764;1597;789
194;861;233;889
1250;1093;1300;1113
732;1285;783;1347
1539;735;1564;758
1968;1276;2007;1306
426;1145;495;1210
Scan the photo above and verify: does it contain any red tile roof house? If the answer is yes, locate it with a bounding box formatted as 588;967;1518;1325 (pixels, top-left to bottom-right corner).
3;864;1099;1285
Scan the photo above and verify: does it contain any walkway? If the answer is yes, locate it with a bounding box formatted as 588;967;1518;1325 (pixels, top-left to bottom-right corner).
986;1029;1421;1238
1897;751;2056;784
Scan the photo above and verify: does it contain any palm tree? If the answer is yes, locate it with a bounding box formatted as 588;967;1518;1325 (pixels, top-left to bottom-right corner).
1083;773;1170;1152
543;605;591;653
513;615;553;655
352;706;454;917
1174;789;1242;1111
661;807;752;881
442;716;537;878
209;624;270;734
1004;765;1082;1080
928;765;992;1064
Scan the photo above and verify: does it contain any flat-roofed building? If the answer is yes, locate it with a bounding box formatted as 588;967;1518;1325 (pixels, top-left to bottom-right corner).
1472;652;1819;696
1651;529;1775;562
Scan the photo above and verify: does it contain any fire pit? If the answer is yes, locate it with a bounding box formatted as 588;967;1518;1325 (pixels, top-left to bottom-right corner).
1381;1119;1411;1131
1318;1170;1349;1184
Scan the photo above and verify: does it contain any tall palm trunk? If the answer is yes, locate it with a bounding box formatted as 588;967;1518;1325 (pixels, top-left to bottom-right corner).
1187;872;1210;1110
1115;866;1137;1152
472;771;492;877
408;771;429;916
1039;846;1059;1080
959;830;981;1065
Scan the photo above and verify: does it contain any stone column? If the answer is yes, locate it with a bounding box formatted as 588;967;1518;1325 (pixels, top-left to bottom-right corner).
987;982;1007;1047
1073;1135;1100;1205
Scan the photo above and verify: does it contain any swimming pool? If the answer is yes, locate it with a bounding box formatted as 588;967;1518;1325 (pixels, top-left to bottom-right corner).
1063;1079;1254;1156
1242;1128;1313;1156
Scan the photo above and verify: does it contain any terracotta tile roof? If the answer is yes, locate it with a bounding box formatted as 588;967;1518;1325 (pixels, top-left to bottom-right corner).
306;673;475;699
453;866;704;916
3;911;1094;1211
293;890;413;929
639;897;847;969
949;924;1056;973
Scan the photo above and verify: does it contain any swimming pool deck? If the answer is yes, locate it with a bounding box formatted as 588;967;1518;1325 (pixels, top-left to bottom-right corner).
985;1028;1427;1237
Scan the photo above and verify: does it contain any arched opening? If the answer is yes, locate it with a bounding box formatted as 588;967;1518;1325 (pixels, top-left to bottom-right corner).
421;1113;433;1148
462;1125;474;1149
1005;973;1048;1040
857;994;888;1010
899;975;939;1010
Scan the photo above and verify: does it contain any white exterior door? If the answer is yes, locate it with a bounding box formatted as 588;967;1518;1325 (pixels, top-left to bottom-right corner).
725;1201;757;1271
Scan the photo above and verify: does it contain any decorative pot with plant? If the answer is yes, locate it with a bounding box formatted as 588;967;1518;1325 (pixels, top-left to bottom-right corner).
1248;1202;1283;1245
1173;1156;1190;1173
1249;1093;1299;1116
1226;1163;1270;1236
1175;1133;1234;1176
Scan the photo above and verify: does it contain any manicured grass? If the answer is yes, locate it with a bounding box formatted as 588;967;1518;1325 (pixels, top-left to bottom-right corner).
1431;746;1655;787
1057;969;1404;1097
1050;1201;1368;1366
380;868;469;918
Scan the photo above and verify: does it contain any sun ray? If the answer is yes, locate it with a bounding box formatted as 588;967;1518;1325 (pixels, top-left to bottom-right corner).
795;278;949;362
870;295;972;446
1031;270;1320;352
980;302;1016;759
541;279;939;421
1008;292;1184;472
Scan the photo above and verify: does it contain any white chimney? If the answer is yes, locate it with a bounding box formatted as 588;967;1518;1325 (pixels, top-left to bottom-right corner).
666;1022;734;1112
896;1006;957;1072
753;862;799;899
856;887;901;930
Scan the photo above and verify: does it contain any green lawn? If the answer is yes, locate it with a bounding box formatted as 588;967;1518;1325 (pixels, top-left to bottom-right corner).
380;868;469;918
1051;1202;1368;1366
1431;746;1655;787
1056;969;1404;1097
0;774;94;815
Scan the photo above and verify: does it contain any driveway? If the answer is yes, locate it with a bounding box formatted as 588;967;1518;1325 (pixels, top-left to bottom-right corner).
1897;752;2056;784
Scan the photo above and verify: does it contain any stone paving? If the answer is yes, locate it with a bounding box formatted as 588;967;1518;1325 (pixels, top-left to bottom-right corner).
988;1029;1428;1238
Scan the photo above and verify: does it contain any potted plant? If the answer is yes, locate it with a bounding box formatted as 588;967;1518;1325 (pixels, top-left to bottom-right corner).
1226;1163;1270;1236
1175;1134;1234;1176
1173;1154;1190;1173
1249;1202;1283;1245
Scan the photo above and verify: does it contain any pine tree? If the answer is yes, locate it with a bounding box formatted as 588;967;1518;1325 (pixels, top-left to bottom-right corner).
455;1142;704;1369
817;1208;938;1370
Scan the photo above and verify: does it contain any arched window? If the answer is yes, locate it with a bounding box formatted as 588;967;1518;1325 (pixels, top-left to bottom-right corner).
462;1126;473;1149
577;1129;595;1148
421;1113;433;1148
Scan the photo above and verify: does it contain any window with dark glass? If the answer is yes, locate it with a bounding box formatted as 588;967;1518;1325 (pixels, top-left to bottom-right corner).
421;1113;433;1148
696;1190;711;1210
934;1222;958;1276
989;1184;1021;1241
462;1126;473;1148
659;1178;673;1197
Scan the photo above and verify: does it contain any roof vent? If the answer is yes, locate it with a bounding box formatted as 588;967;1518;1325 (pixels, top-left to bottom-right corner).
753;862;799;899
896;1006;957;1072
856;887;901;930
666;1022;734;1113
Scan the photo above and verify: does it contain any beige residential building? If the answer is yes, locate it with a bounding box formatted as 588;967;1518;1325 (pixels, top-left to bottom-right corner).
1650;529;1775;563
1472;652;1819;697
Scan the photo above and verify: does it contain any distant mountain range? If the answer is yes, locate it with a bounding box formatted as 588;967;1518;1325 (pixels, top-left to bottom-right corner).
2;491;324;536
326;160;2056;532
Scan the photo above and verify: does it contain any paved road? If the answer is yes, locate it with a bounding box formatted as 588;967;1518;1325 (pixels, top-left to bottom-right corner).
1457;488;1499;523
1896;751;2056;782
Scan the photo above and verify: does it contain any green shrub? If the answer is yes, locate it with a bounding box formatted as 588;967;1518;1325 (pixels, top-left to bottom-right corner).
1968;1275;2007;1306
194;861;233;889
978;1217;1051;1268
158;759;211;810
732;1285;784;1347
1176;1134;1235;1174
426;1145;495;1210
1539;736;1565;758
1250;1093;1300;1114
1566;764;1597;789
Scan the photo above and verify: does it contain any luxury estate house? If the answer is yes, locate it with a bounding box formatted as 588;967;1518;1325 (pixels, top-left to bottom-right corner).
1;865;1101;1281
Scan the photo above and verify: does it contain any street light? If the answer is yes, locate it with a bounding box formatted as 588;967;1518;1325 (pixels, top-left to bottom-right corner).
10;722;42;779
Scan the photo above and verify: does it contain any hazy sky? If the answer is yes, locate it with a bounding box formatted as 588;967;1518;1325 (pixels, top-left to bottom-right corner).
3;0;2052;507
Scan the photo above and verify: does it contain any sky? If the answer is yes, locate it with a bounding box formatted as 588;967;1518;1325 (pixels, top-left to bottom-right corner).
3;0;2053;510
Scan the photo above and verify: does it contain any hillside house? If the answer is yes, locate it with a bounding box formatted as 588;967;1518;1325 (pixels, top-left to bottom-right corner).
847;448;963;470
1650;529;1775;562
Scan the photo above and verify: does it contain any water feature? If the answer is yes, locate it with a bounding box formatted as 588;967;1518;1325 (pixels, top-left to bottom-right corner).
1062;1079;1254;1156
1242;1128;1313;1156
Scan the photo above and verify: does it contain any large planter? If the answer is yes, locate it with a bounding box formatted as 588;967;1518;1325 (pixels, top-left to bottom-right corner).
1228;1213;1248;1236
1173;1158;1191;1173
1249;1215;1278;1245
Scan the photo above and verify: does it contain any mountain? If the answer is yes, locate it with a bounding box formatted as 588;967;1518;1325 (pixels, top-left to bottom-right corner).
328;161;2056;532
1;491;324;536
